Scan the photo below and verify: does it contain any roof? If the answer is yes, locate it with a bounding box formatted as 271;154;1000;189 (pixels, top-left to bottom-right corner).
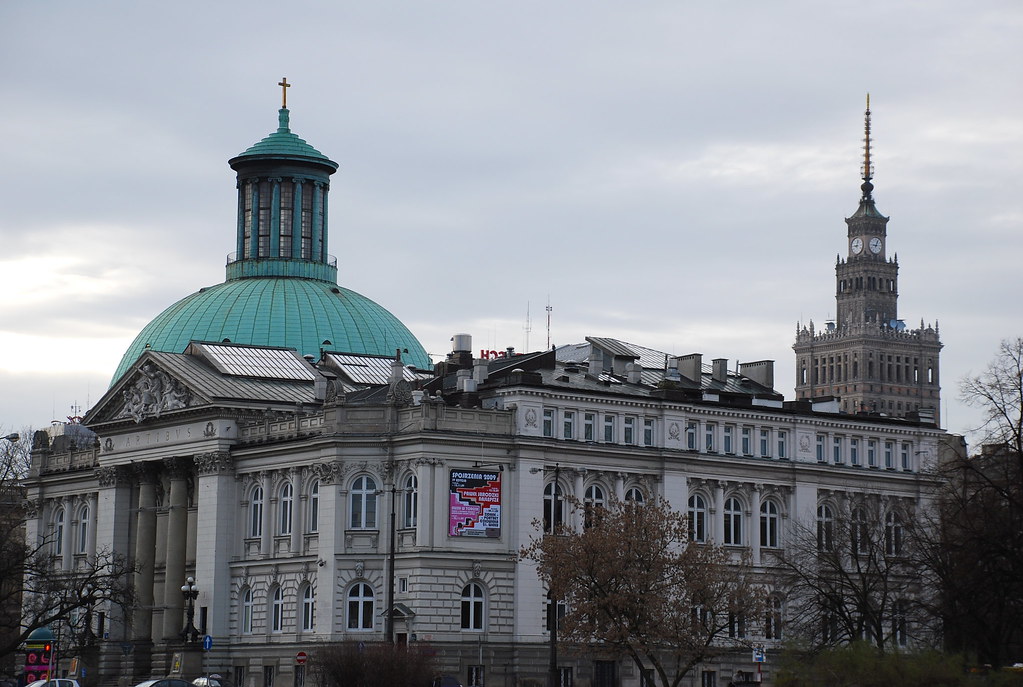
229;108;338;170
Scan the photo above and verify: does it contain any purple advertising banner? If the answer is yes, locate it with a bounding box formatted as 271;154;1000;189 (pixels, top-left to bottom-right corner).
449;470;502;537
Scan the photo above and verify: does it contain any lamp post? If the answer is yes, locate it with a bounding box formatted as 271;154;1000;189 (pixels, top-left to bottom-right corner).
180;576;200;643
79;585;95;646
1;433;19;442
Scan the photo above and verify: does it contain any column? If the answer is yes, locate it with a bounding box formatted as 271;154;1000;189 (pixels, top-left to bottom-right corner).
133;465;158;643
613;473;625;502
259;472;272;557
713;482;725;544
269;178;282;257
751;485;762;566
292;468;304;556
162;457;191;640
194;451;236;640
573;470;585;530
61;495;73;570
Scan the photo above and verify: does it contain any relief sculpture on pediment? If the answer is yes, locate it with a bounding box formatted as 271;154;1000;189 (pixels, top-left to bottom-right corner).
115;363;192;423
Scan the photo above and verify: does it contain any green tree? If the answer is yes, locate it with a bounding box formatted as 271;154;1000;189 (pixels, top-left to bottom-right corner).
521;496;764;687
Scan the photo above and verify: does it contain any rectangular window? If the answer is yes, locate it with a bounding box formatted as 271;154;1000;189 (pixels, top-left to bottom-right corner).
705;423;716;453
583;413;595;441
742;427;752;456
816;434;825;462
776;430;787;459
833;437;843;464
867;440;877;468
543;409;554;437
603;415;615;443
563;411;575;440
643;419;655;447
901;442;911;471
686;422;697;450
760;429;770;458
723;425;733;454
623;417;635;445
885;441;895;469
850;438;860;466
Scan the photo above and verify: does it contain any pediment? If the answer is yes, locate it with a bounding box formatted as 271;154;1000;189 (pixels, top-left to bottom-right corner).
88;355;210;425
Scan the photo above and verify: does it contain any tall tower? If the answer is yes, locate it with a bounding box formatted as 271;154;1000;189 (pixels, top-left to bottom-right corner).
793;97;943;422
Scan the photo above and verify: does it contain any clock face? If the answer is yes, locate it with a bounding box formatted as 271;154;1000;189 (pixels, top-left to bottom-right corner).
851;238;863;254
869;237;883;254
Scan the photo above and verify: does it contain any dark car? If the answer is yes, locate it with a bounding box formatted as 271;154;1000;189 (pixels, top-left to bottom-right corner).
430;677;463;687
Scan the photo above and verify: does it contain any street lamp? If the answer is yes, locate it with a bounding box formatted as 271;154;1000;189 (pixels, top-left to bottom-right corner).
180;576;200;643
80;584;95;646
1;433;18;442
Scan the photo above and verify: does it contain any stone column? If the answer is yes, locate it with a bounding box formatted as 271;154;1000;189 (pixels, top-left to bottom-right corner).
259;472;272;557
312;461;345;633
162;457;192;640
61;495;74;570
133;464;158;643
713;482;725;544
751;485;762;566
194;451;235;640
291;469;303;555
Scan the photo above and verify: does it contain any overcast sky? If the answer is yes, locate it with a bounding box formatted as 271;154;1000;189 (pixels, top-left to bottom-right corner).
1;1;1020;444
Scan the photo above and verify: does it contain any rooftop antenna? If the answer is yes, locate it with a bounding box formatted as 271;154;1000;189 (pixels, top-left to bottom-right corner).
524;302;532;353
861;93;874;201
545;296;553;350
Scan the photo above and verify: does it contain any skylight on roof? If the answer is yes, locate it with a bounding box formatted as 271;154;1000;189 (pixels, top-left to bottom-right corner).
199;344;316;381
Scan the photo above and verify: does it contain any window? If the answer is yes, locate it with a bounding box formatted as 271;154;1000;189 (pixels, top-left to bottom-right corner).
544;592;567;632
584;484;605;528
728;611;746;638
271;587;284;633
705;423;716;453
760;500;779;548
77;505;89;553
850;438;860;466
625;487;645;505
308;480;319;533
777;431;787;459
816;434;825;462
623;417;635;445
461;583;485;631
544;482;564;534
724;497;743;545
759;429;770;457
884;441;895;469
301;585;315;631
279;483;293;535
867;440;877;468
817;505;834;552
892;600;908;647
583;413;595;441
563;411;575;440
241;588;253;634
851;507;868;555
686;422;697;450
403;474;418;528
350;476;377;529
643;419;655;446
250;486;263;538
901;442;911;471
723;425;733;454
833;437;843;464
603;415;616;443
543;408;555;437
765;596;783;640
347;583;374;630
741;427;752;456
53;507;65;556
885;511;903;556
688;494;707;543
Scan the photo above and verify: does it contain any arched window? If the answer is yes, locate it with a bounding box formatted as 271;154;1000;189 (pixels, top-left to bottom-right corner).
308;480;319;533
403;474;418;529
241;588;253;634
461;583;485;631
271;586;284;633
885;511;903;556
350;476;377;529
851;507;868;555
724;497;743;545
765;596;784;640
77;504;89;553
584;484;605;528
301;584;315;631
53;507;65;556
279;482;293;535
249;486;263;538
347;583;374;631
759;500;779;548
817;504;834;552
543;482;564;534
688;494;707;543
624;487;645;505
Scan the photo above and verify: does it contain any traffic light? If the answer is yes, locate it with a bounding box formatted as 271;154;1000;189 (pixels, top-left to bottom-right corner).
44;643;52;654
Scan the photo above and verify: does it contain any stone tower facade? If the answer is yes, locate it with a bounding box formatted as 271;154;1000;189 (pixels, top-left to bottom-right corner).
794;98;942;422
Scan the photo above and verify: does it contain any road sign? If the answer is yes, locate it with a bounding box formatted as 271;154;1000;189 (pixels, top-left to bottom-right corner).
296;651;307;665
202;635;213;651
752;646;766;663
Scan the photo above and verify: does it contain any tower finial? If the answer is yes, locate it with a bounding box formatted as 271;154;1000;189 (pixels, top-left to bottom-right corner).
860;93;874;201
278;77;291;109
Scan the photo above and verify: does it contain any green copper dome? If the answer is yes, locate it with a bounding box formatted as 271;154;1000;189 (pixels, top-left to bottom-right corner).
112;278;430;382
111;95;430;384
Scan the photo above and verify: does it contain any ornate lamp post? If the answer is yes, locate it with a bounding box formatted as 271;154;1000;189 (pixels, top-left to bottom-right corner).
79;584;95;646
180;576;200;643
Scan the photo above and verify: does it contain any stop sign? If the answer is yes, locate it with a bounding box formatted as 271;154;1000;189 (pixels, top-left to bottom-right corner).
296;651;307;665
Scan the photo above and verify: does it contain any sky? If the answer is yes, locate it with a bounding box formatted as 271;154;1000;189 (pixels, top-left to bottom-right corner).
1;1;1021;445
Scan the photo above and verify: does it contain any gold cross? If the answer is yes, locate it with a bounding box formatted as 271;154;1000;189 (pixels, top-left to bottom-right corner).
278;78;291;108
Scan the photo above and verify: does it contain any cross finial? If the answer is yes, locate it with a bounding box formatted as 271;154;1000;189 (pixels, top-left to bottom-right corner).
278;78;291;108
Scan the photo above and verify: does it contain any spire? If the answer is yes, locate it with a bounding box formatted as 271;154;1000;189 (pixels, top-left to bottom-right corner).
860;93;874;201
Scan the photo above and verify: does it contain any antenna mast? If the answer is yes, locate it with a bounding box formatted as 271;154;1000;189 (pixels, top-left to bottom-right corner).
546;296;553;350
861;93;874;201
524;302;532;353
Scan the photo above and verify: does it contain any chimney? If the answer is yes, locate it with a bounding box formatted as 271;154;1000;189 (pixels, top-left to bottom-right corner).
712;358;728;384
739;360;775;390
627;362;643;384
473;360;489;384
678;353;702;382
457;369;477;392
588;347;604;377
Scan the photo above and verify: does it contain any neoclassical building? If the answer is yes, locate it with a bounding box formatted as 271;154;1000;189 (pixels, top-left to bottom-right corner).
22;92;948;687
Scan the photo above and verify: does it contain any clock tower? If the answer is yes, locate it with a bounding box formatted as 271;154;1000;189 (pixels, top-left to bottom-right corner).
794;97;943;422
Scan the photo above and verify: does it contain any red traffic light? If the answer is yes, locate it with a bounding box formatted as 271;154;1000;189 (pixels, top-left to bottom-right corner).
44;643;52;653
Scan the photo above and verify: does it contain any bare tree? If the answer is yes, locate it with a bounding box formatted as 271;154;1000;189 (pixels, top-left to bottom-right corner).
960;336;1023;470
312;640;438;687
775;499;928;654
521;497;764;687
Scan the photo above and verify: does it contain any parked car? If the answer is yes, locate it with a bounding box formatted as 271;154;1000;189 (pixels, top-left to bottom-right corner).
193;677;232;687
26;680;81;687
132;679;193;687
430;677;463;687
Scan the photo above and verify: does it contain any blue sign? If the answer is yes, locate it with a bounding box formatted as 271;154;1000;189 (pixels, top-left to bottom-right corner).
202;635;213;651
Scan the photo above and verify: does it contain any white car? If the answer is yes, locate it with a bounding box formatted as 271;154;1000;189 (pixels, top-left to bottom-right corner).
26;680;81;687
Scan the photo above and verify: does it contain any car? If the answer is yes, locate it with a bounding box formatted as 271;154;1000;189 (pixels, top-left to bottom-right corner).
132;679;193;687
430;677;463;687
26;680;81;687
194;677;232;687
